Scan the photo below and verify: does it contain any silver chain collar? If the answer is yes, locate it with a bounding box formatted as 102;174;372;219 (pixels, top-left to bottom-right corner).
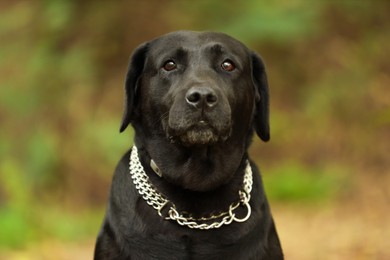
129;145;253;230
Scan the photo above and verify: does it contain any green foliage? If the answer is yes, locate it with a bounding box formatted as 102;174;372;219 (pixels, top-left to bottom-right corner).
217;1;323;42
171;0;323;43
80;118;134;168
0;160;34;248
263;163;348;202
0;206;102;249
42;208;103;242
0;208;34;248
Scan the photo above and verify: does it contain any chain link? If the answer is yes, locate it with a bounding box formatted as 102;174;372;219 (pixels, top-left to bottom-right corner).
129;146;253;230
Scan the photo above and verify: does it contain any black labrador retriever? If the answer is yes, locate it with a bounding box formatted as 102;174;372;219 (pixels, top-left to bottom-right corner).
94;31;283;259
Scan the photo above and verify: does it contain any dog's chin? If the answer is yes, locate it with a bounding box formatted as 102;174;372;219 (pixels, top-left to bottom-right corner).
179;128;219;146
171;126;230;146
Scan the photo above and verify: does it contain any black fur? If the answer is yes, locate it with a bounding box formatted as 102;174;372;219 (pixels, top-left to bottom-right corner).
95;31;283;259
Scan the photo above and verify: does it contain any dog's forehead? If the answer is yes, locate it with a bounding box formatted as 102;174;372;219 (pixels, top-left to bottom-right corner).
149;31;249;57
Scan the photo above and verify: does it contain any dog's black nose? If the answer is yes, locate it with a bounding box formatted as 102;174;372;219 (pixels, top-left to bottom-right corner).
186;87;218;109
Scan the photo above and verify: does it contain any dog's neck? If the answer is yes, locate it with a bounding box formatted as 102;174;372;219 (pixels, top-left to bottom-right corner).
134;134;248;193
129;145;253;229
133;138;250;218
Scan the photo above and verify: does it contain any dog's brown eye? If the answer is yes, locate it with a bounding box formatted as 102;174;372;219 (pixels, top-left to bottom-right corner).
221;60;235;71
163;60;177;71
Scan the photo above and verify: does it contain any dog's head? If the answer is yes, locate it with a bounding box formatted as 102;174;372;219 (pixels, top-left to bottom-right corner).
120;31;269;147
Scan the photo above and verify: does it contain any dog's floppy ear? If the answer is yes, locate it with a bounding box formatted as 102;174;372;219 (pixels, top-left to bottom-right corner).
251;52;270;142
120;42;149;132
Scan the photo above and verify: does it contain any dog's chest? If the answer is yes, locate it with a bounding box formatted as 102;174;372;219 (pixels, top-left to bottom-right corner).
127;227;261;259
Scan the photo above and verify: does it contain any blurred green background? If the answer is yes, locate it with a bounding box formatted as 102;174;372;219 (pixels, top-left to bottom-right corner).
1;0;389;259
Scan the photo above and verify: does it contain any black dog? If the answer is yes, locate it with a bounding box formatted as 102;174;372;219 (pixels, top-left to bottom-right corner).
94;31;283;259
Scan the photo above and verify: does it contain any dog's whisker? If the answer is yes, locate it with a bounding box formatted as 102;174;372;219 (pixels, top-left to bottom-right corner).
150;111;169;128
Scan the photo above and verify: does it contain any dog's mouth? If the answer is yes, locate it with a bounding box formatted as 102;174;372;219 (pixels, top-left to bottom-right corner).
168;119;231;146
177;122;222;145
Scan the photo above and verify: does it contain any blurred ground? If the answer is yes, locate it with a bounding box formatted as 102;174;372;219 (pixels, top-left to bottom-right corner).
276;173;390;260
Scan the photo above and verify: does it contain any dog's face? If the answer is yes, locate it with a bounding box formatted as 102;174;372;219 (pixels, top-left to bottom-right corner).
143;32;255;146
120;31;270;148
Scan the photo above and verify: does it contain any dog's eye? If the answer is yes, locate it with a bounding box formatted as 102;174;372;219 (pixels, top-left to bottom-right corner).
221;60;236;71
163;60;177;71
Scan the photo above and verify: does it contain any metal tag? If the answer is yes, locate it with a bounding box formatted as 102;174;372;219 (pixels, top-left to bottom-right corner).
150;159;162;177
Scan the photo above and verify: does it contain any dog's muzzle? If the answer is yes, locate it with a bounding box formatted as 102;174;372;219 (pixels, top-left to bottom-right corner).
166;86;232;146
